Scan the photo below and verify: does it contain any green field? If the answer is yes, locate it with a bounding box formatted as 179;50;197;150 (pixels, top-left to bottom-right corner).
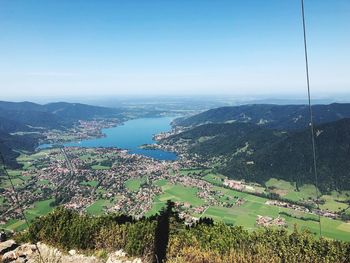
79;153;93;161
146;178;350;241
7;170;22;176
179;168;209;176
81;180;99;187
91;164;110;170
154;179;168;187
147;181;205;216
16;150;54;171
25;199;55;221
146;201;166;216
17;151;49;162
0;169;34;189
2;150;350;242
265;178;349;213
202;173;225;185
125;177;147;191
157;183;204;206
1;199;55;231
204;186;350;240
38;179;51;186
86;199;113;215
0;177;24;188
96;187;107;194
265;178;296;197
320;193;349;212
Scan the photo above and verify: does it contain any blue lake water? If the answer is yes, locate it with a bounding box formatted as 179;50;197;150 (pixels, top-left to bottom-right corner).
40;117;177;160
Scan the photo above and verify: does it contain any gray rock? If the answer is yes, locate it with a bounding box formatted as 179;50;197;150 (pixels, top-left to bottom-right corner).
2;243;37;263
0;240;18;255
106;249;142;263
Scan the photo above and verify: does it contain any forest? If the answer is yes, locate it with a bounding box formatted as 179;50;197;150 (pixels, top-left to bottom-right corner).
16;203;350;263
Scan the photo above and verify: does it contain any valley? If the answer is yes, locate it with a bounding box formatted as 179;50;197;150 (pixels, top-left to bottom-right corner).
1;101;350;243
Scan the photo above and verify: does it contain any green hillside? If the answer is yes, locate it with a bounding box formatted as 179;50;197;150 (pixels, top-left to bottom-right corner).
174;103;350;131
165;119;350;192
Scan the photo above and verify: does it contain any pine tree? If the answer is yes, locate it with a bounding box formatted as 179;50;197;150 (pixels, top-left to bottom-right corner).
153;200;174;263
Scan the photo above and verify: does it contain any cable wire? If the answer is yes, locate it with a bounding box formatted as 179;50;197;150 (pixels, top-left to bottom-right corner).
301;0;322;237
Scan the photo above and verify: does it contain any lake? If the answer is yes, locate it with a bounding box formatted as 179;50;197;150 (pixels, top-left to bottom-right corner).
43;117;177;160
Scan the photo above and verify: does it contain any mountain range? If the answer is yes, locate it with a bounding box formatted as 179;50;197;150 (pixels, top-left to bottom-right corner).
167;103;350;192
174;103;350;131
0;101;122;167
2;101;350;192
0;101;122;132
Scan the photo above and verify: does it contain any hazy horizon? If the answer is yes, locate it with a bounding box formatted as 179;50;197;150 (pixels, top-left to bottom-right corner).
2;93;350;107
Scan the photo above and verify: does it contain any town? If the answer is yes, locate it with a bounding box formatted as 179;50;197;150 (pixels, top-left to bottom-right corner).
0;119;348;239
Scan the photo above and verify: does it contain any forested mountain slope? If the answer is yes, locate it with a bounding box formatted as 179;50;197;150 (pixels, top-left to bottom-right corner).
0;101;122;167
165;118;350;192
0;131;41;168
0;101;122;130
174;103;350;131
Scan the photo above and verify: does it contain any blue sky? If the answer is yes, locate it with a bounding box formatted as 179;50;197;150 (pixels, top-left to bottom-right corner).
0;0;349;99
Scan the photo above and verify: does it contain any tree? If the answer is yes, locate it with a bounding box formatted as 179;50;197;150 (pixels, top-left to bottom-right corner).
153;200;174;263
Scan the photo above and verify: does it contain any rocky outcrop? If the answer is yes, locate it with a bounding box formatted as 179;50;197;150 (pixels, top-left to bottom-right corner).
2;243;36;263
0;240;143;263
106;250;142;263
0;240;18;256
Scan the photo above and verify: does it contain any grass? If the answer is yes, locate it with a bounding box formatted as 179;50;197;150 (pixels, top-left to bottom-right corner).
284;184;317;202
7;170;22;176
25;199;55;221
179;168;209;176
147;182;205;216
3;149;350;242
125;177;147;192
81;180;99;188
265;178;349;213
319;194;349;212
202;173;225;185
159;184;204;206
204;185;350;241
91;164;110;170
96;187;107;194
1;219;27;232
265;178;295;197
146;201;167;217
149;179;350;241
0;170;32;189
86;199;113;215
154;179;168;187
17;150;51;162
265;178;318;202
79;153;93;161
1;198;55;231
202;206;236;224
0;178;24;188
38;179;51;185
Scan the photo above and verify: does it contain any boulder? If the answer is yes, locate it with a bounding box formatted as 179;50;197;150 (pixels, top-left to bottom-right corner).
1;250;18;263
26;242;101;263
0;240;18;255
115;249;127;257
106;249;142;263
2;243;37;263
